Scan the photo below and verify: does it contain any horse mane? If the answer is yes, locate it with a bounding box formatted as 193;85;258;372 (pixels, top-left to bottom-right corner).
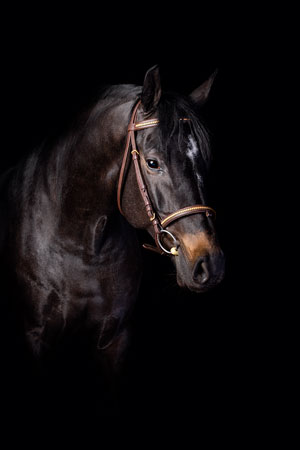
10;85;211;189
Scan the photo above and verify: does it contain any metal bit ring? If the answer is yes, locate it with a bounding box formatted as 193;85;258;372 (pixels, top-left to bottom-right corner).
157;229;179;256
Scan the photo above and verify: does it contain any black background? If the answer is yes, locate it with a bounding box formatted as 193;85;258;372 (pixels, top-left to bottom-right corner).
0;7;283;435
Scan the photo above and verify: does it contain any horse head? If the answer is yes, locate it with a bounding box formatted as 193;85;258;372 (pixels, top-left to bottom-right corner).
120;65;225;293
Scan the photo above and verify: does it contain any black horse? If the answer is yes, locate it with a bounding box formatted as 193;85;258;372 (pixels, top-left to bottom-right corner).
0;65;224;385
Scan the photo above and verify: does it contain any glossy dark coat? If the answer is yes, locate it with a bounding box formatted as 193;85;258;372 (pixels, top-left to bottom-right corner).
0;66;224;380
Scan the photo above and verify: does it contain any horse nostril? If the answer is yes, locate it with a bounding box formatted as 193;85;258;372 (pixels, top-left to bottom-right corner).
193;258;210;284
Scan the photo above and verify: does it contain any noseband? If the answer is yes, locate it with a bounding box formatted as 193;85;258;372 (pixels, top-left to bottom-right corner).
117;100;216;256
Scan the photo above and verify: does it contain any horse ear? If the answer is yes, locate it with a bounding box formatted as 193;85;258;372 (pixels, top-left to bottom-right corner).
141;65;162;114
189;69;218;107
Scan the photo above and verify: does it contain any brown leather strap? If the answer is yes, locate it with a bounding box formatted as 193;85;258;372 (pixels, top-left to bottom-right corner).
129;119;160;131
142;243;165;255
130;134;161;235
161;205;216;228
117;100;161;239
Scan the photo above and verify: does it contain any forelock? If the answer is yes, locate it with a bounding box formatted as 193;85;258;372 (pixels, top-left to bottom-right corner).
157;92;211;166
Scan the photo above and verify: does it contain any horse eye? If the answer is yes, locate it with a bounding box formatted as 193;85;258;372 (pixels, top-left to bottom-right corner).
146;159;160;170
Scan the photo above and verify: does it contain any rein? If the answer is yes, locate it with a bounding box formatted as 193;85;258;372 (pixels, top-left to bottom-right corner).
117;100;216;256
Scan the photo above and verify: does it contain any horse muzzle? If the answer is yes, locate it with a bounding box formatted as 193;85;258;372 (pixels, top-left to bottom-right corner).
175;247;225;293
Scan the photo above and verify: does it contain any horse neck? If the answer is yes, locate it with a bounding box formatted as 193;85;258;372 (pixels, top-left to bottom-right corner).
55;94;137;236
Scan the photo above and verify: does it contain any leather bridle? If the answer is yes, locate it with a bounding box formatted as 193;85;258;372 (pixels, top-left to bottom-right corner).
117;100;216;256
